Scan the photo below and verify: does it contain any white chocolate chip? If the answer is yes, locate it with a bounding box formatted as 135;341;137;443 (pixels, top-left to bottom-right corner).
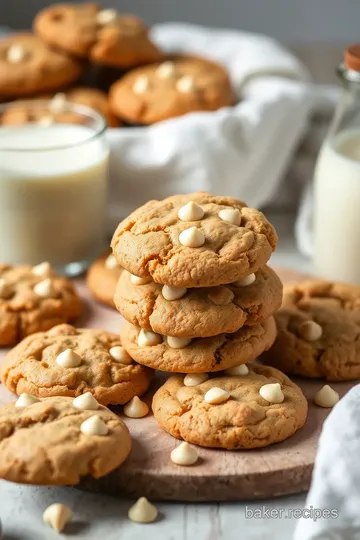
73;392;99;411
123;396;149;418
96;8;117;25
32;261;52;277
178;201;204;221
179;226;205;248
43;503;73;533
156;61;176;78
166;336;192;349
0;278;13;299
137;329;162;347
49;93;67;114
233;274;256;287
128;497;158;523
130;273;151;285
33;278;57;298
259;383;284;404
80;415;108;436
298;320;323;341
176;75;195;93
56;348;82;368
162;285;187;301
15;393;40;407
314;385;339;408
104;254;119;270
37;115;54;126
204;387;230;404
109;346;132;364
225;364;249;376
218;208;241;226
208;287;234;306
133;75;150;94
171;441;198;466
184;373;209;386
7;44;27;63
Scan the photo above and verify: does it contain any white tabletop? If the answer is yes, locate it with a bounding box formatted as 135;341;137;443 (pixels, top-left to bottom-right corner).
0;212;314;540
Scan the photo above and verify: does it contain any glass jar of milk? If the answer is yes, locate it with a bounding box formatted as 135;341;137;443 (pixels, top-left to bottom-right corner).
314;45;360;284
0;101;109;275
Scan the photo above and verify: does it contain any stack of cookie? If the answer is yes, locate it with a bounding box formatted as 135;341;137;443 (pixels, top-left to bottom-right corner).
111;192;308;449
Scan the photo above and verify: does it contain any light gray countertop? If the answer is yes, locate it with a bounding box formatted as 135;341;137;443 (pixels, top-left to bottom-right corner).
0;212;314;540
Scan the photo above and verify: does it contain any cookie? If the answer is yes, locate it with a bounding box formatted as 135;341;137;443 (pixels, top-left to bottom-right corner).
87;252;123;308
115;266;282;338
0;264;81;347
120;318;276;373
109;56;235;124
152;364;308;449
111;192;278;288
0;33;83;97
0;396;131;485
1;324;152;405
262;280;360;380
34;4;163;67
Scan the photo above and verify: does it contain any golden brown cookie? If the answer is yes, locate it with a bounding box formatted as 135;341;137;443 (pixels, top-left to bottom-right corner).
1;324;152;405
34;3;163;67
0;264;81;347
111;192;278;288
0;33;83;97
262;280;360;381
120;318;276;373
0;396;131;485
87;252;123;308
109;56;235;124
115;266;282;338
152;364;308;449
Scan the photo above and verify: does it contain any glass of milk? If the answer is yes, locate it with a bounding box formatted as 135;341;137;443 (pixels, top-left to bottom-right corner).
314;45;360;284
0;100;109;275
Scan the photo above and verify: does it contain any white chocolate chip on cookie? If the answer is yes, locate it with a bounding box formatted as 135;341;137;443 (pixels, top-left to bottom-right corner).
171;442;198;466
33;278;57;298
7;44;27;63
179;226;205;247
218;208;241;226
80;415;108;436
109;346;132;364
184;373;209;386
225;364;249;376
104;254;119;270
37;115;54;126
162;285;187;301
156;61;176;78
208;287;234;306
204;387;230;404
96;8;117;25
166;336;192;349
298;320;323;341
43;503;73;533
73;392;99;411
50;93;67;114
314;385;339;408
138;329;162;347
15;393;40;407
259;383;284;404
128;497;158;523
233;274;256;287
32;261;52;277
56;348;82;368
123;396;149;418
176;75;195;93
0;278;13;299
178;201;204;221
130;274;151;285
133;75;150;94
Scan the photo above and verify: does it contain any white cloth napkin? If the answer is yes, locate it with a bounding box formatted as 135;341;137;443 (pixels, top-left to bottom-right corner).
294;385;360;540
107;23;315;229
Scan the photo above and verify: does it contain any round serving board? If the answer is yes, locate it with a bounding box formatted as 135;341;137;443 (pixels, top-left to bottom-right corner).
0;267;356;501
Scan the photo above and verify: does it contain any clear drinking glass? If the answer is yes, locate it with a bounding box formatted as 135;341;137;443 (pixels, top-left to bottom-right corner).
0;100;109;276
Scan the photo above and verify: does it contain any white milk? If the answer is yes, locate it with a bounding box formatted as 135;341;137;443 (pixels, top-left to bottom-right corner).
314;129;360;283
0;124;108;269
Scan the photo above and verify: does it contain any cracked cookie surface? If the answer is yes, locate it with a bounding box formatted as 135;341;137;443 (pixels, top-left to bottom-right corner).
120;318;276;373
262;280;360;380
0;264;81;346
0;396;131;484
1;324;152;404
111;192;278;288
87;252;123;308
152;364;308;449
115;266;282;337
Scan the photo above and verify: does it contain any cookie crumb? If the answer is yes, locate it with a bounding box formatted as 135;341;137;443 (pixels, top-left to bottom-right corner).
204;387;230;404
179;226;205;247
43;503;73;533
171;441;198;466
128;497;158;523
259;382;284;404
80;415;108;436
314;385;339;408
184;373;209;386
123;396;149;418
